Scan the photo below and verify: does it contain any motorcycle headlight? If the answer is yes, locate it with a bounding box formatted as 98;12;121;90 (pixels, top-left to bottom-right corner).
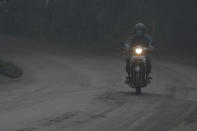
135;48;143;54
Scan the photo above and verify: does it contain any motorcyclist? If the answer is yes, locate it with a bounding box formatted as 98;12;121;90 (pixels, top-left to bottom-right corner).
123;23;155;84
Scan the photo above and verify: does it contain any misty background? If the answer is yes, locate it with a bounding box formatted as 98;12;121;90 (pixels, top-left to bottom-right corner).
0;0;196;53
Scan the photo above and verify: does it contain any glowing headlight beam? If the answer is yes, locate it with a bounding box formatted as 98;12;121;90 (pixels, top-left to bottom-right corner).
135;48;143;54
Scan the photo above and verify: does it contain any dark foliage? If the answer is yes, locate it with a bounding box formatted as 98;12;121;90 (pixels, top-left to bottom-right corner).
0;0;196;48
0;60;23;78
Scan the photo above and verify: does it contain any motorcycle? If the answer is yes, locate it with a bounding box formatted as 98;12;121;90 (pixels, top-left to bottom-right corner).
127;43;152;95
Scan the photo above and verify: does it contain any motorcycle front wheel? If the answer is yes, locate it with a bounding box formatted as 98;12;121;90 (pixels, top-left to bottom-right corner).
136;86;141;95
135;69;142;95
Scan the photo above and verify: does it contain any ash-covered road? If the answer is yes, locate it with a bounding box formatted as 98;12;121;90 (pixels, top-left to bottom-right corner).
0;37;197;131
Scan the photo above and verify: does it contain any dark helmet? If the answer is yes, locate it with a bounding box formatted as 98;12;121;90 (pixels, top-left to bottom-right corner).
135;23;146;37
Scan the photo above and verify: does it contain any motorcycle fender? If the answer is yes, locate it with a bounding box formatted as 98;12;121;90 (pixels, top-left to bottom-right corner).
135;65;140;72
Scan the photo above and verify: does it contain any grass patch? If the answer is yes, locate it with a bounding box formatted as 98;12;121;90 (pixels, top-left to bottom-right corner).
0;60;23;78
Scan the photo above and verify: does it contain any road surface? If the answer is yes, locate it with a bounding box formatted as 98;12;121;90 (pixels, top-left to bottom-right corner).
0;36;197;131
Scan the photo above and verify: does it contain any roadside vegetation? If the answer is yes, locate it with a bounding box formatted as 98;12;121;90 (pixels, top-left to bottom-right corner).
0;60;23;78
0;0;7;12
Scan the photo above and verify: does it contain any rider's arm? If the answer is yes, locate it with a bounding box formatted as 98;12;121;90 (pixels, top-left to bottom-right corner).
121;41;129;55
124;41;130;50
145;35;155;52
125;36;135;49
123;37;133;55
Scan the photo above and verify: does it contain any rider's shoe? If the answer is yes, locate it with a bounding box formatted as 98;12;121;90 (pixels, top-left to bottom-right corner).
149;76;152;80
147;76;152;84
125;77;129;84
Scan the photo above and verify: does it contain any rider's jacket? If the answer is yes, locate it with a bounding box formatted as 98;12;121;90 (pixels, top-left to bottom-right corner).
124;34;154;51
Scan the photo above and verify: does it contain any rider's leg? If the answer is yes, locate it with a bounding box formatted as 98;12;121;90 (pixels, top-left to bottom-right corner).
125;58;135;84
125;58;130;83
125;58;132;84
148;58;152;74
126;58;130;74
146;57;152;83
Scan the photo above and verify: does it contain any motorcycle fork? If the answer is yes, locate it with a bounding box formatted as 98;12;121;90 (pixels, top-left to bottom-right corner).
133;63;146;87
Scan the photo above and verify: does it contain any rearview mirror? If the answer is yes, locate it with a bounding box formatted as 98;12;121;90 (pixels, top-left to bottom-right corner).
153;41;157;46
120;42;124;45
